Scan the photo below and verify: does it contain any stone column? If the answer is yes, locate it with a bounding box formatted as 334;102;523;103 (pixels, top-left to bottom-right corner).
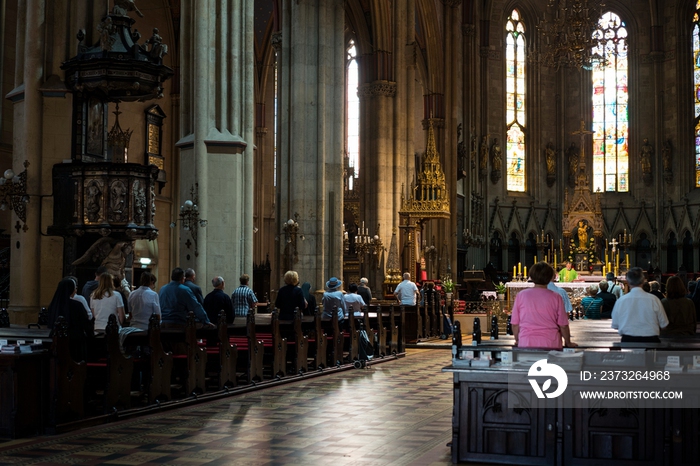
176;0;254;287
7;0;44;323
359;0;415;292
276;0;344;289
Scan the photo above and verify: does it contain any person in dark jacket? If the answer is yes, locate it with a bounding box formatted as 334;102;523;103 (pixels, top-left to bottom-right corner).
597;280;617;319
275;271;306;320
301;282;317;316
48;278;94;361
184;268;205;305
203;276;234;324
81;265;107;308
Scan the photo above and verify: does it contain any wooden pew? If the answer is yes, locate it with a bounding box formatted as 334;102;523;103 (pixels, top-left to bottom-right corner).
402;305;420;343
363;307;386;357
270;310;287;377
211;311;237;389
103;314;133;411
386;305;399;355
49;316;86;426
229;311;264;383
321;309;344;366
171;312;207;396
292;309;309;374
146;313;173;403
310;308;328;369
346;310;359;362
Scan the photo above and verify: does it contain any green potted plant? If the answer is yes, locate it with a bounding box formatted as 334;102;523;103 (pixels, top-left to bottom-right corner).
443;278;455;301
495;282;507;300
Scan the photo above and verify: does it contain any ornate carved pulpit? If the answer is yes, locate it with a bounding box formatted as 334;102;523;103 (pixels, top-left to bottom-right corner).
50;3;173;281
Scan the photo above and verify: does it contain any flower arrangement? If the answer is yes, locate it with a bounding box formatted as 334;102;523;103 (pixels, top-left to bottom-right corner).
567;237;597;264
495;282;507;293
443;278;455;293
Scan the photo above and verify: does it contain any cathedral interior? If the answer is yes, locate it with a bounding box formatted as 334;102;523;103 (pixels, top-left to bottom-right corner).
0;0;698;324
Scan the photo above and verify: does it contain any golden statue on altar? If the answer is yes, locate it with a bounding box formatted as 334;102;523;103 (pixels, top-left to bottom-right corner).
577;220;589;247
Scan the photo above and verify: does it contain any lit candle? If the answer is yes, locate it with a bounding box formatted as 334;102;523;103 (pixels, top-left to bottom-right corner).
626;254;630;269
602;265;606;276
513;265;517;277
554;251;557;270
535;254;538;263
524;266;527;278
518;262;522;275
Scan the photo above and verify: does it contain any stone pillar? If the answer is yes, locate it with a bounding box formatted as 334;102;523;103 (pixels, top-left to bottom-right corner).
176;0;254;288
359;1;415;292
8;0;43;323
276;0;344;289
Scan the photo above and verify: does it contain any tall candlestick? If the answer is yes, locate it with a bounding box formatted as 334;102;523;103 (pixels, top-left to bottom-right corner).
626;254;629;269
513;265;517;277
602;265;606;276
518;262;522;275
524;266;527;278
554;251;557;270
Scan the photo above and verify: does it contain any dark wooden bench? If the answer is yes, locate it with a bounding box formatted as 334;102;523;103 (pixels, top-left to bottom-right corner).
87;314;133;412
49;316;86;427
171;312;208;396
229;311;264;383
145;313;173;403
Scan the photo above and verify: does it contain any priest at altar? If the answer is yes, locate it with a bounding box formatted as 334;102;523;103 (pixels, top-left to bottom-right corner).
559;261;578;282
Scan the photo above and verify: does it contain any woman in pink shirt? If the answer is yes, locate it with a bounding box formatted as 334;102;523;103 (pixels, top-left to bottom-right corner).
511;262;577;350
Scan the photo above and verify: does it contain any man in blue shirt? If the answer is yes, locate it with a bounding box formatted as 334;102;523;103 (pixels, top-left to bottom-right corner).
159;267;215;328
547;276;573;315
184;268;205;304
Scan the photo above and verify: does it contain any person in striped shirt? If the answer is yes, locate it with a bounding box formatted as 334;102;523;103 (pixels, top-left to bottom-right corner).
231;274;258;317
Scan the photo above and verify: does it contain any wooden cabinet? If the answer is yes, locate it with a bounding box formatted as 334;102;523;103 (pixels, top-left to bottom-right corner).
0;351;49;438
449;367;694;466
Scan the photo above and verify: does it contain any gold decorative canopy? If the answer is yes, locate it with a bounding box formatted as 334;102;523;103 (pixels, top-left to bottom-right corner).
399;120;450;219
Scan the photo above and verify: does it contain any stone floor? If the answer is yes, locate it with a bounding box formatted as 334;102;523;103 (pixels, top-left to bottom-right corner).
0;348;456;466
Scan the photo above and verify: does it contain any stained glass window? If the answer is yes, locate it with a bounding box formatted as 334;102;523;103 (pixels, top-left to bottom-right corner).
506;9;526;192
592;12;628;192
347;41;360;190
694;1;700;186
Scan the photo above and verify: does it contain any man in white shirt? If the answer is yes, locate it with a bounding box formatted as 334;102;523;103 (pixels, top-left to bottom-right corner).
394;273;419;306
128;272;161;330
343;283;366;317
611;267;668;343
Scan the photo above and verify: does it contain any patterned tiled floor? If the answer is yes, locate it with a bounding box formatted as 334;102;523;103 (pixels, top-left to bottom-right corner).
0;349;454;466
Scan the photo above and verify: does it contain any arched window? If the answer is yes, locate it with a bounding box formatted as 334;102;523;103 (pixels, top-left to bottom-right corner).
682;231;694;272
490;232;502;271
346;41;360;190
592;12;628;192
505;9;526;192
693;1;700;186
667;232;678;273
525;233;537;266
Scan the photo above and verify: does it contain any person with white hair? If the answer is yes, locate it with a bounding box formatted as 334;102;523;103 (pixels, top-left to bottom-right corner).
203;275;234;324
358;277;372;305
611;267;668;343
394;273;419;306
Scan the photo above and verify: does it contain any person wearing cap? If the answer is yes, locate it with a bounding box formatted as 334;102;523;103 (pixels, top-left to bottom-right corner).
358;277;372;305
605;272;623;300
322;277;346;321
394;272;419;306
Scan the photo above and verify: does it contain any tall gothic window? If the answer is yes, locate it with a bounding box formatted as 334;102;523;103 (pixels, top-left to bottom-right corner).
346;41;360;190
592;12;628;192
693;1;700;186
505;9;526;192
